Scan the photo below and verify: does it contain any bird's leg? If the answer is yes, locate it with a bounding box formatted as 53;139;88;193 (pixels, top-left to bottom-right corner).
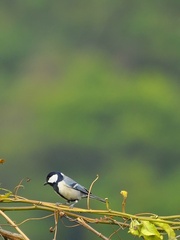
69;200;78;208
65;200;71;206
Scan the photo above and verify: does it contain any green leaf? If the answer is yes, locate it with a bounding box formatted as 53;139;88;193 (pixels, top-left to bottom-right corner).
153;221;177;240
129;219;141;236
129;220;163;240
0;188;12;201
141;221;163;240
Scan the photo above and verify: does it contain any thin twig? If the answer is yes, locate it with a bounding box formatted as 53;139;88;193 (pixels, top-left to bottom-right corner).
77;217;109;240
0;210;29;240
108;226;121;239
53;211;58;240
17;213;54;226
62;214;81;228
120;191;128;213
87;174;99;209
13;179;25;198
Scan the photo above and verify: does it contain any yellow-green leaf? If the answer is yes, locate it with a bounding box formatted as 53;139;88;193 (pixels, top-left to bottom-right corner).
129;220;163;240
0;190;12;201
153;221;177;240
129;220;141;236
141;221;163;240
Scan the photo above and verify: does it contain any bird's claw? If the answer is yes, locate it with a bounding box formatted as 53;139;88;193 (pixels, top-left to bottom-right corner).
55;202;63;206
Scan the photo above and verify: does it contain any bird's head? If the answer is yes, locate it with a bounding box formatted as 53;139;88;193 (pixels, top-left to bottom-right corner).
44;171;63;186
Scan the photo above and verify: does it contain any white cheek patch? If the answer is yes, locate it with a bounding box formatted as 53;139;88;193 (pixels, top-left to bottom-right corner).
48;174;58;183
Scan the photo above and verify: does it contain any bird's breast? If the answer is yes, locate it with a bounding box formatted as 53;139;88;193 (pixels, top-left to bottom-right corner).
57;181;82;201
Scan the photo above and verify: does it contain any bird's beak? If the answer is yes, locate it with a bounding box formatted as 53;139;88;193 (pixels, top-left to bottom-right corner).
44;182;48;186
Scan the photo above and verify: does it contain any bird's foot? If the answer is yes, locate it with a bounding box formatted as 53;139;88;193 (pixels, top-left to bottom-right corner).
64;200;79;208
55;202;63;206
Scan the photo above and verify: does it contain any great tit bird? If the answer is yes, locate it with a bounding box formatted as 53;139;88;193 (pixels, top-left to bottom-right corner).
44;171;105;207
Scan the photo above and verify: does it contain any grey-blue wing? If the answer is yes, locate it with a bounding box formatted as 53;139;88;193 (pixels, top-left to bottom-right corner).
63;175;89;195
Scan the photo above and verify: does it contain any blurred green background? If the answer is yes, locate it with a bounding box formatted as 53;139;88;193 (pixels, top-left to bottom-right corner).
0;1;180;239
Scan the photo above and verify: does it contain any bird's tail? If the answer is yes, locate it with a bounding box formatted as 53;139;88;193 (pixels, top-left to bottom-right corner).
89;194;106;203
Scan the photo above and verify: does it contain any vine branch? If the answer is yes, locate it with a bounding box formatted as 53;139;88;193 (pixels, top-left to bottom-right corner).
0;193;180;240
